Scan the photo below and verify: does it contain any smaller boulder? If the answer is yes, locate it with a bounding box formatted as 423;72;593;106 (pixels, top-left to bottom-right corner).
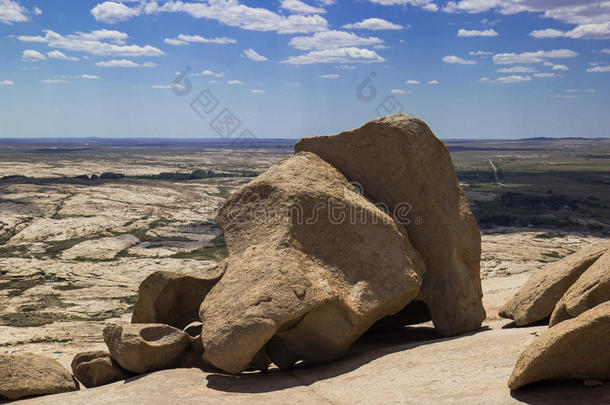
499;243;608;326
508;302;610;390
71;351;131;388
103;324;190;374
0;353;78;400
550;251;610;326
131;263;226;330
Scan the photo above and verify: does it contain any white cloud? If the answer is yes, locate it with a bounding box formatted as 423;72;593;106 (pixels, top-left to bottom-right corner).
33;6;41;15
41;79;69;84
555;95;576;99
406;79;420;85
391;89;407;94
493;49;578;64
22;49;46;61
587;65;610;72
280;0;325;14
497;75;531;83
95;59;156;67
530;23;610;39
91;1;139;23
342;18;403;30
0;80;14;85
552;64;569;71
242;48;267;61
320;73;339;78
428;80;440;84
93;0;329;34
152;84;185;90
288;30;385;50
227;79;244;85
367;0;438;11
601;49;610;54
283;47;385;64
469;50;493;56
458;28;498;37
200;70;224;78
442;55;477;64
479;77;492;82
81;74;99;79
18;29;164;57
497;66;536;73
164;34;236;46
47;50;79;61
0;0;28;24
250;89;265;93
534;72;556;78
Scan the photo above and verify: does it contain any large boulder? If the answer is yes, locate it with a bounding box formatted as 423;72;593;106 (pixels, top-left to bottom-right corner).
500;243;609;326
295;113;484;336
0;353;78;400
131;264;226;330
71;351;131;388
103;324;191;374
200;152;425;374
508;302;610;389
550;250;610;326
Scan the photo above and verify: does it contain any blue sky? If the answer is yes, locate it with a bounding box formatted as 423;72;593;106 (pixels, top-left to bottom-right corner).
0;0;609;139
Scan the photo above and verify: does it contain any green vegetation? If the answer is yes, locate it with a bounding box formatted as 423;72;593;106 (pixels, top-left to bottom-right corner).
169;233;228;261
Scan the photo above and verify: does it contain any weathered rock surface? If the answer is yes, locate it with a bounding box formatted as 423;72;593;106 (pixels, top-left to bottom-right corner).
103;324;190;374
0;353;78;400
550;251;610;326
61;234;140;260
131;264;226;330
295;113;485;336
500;242;609;326
508;302;610;389
71;350;131;388
200;152;425;373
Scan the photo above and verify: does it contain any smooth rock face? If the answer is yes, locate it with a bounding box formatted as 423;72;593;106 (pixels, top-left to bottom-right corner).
295;113;485;336
200;152;425;374
61;234;140;260
71;351;131;388
500;243;609;326
0;353;78;400
131;265;225;330
550;251;610;326
508;302;610;389
103;324;190;374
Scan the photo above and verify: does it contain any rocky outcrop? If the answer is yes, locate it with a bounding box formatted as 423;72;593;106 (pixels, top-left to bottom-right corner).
103;324;191;374
550;251;610;326
0;353;78;400
295;113;485;336
199;152;425;374
71;351;131;388
508;302;610;389
500;243;609;326
131;265;225;330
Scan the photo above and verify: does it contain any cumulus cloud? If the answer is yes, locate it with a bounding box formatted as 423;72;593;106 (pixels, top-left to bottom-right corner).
164;34;236;46
242;48;267;61
199;70;224;78
320;73;339;78
428;80;440;84
81;74;99;79
288;30;385;50
496;75;531;83
95;59;156;67
227;79;244;85
22;49;46;61
250;89;265;93
17;29;164;57
497;66;536;73
41;79;69;84
0;0;28;24
47;50;79;61
342;18;403;30
406;79;420;84
534;72;556;78
469;50;493;56
282;47;385;64
442;55;477;64
492;49;578;64
33;6;41;15
367;0;438;11
587;65;610;72
458;28;498;37
0;80;14;85
530;23;610;39
280;0;325;14
391;89;407;94
552;64;569;71
91;0;328;34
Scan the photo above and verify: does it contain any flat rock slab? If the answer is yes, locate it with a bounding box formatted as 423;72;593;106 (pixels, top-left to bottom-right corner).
61;235;140;260
16;321;610;405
